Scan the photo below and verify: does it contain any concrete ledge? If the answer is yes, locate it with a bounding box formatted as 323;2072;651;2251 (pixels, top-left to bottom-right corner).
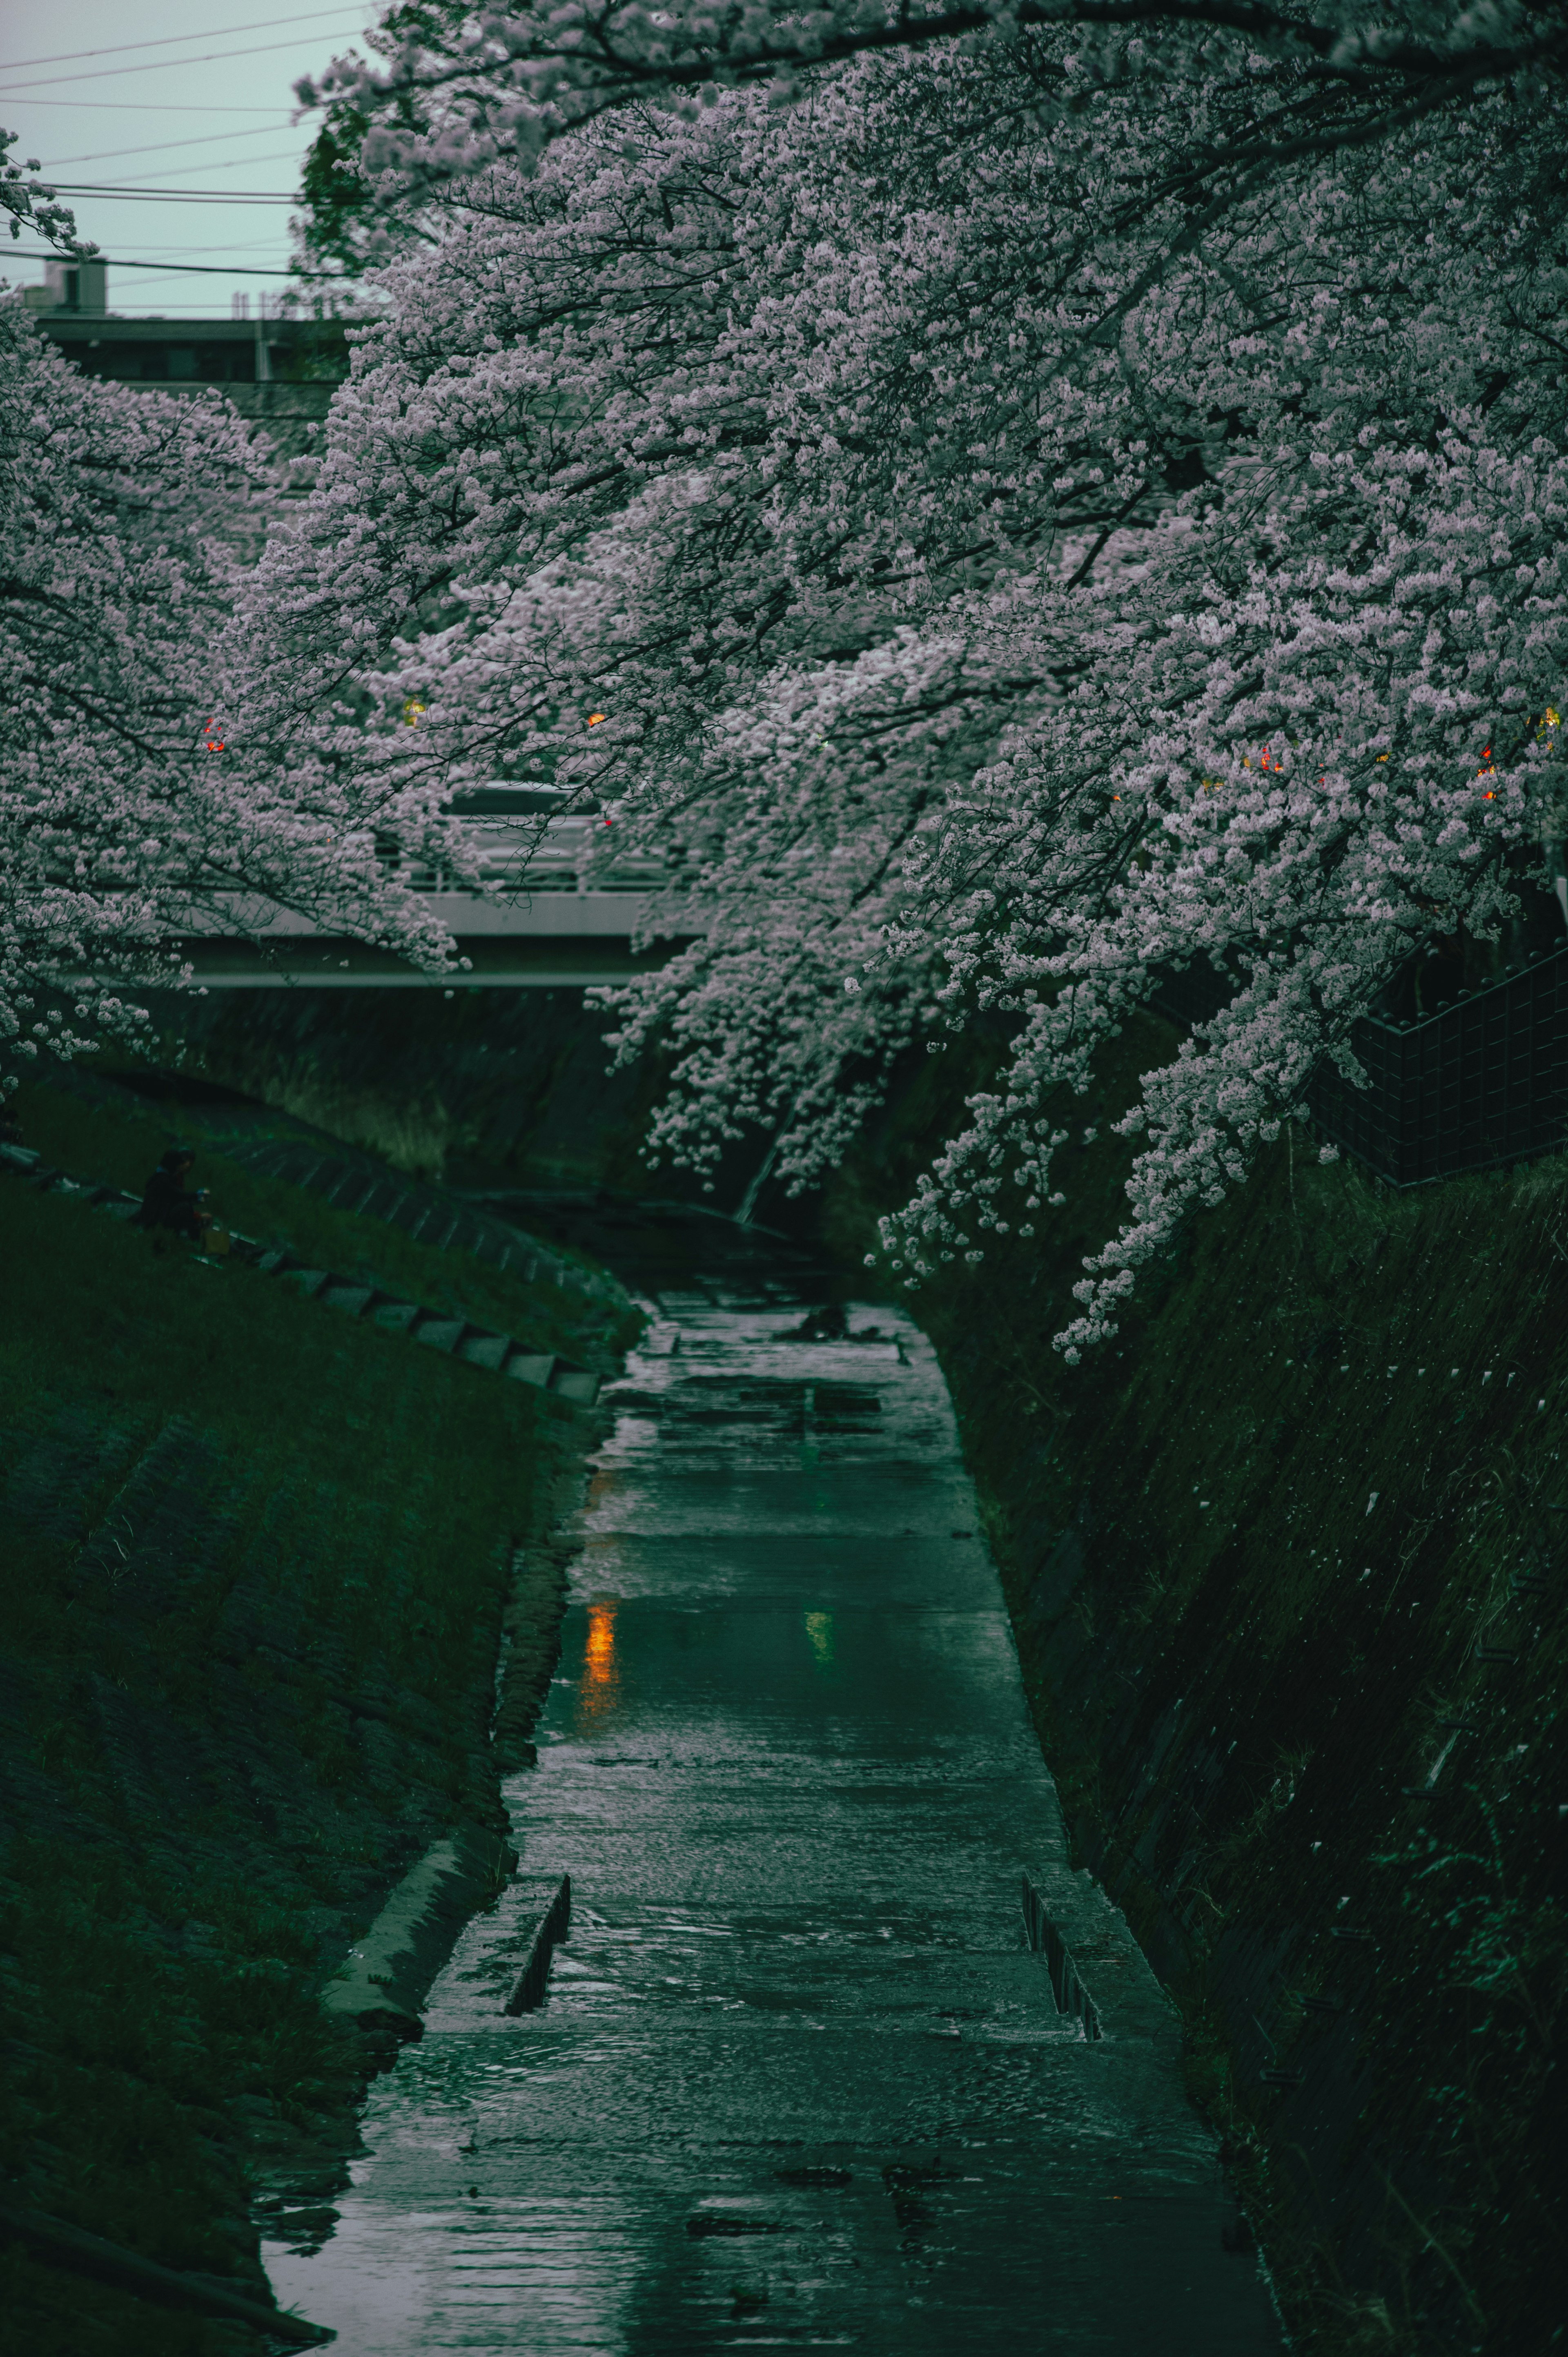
1020;1871;1102;2040
323;1826;517;2040
1022;1866;1186;2071
503;1875;572;2014
196;891;655;941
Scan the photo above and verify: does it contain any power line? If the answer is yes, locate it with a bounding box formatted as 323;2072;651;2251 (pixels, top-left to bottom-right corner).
8;247;341;277
46;135;298;168
52;231;293;253
93;239;300;254
87;243;296;259
2;9;376;76
3;27;371;94
52;178;301;194
51;185;300;201
45;131;298;166
126;150;307;181
12;100;293;112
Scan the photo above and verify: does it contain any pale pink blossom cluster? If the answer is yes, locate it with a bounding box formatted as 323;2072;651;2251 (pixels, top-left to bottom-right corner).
0;301;456;1081
1;125;91;257
251;17;1568;1344
17;9;1563;1348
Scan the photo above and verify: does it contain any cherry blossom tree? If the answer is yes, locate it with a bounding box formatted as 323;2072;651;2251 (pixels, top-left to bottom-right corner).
296;2;1568;196
0;285;457;1091
2;124;93;256
254;8;1568;1348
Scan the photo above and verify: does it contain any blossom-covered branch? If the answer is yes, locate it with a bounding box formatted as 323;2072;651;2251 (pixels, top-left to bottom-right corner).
297;2;1568;156
245;27;1568;1346
0;309;458;1084
291;2;1568;272
2;123;94;256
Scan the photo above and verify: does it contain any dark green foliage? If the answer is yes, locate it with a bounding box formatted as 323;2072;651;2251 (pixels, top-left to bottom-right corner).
11;1075;635;1366
821;1013;1567;2356
0;1092;617;2353
294;0;472;280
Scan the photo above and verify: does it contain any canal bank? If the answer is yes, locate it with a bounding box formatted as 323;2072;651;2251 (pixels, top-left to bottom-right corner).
0;1077;634;2356
812;1024;1568;2357
264;1213;1281;2353
130;995;1568;2346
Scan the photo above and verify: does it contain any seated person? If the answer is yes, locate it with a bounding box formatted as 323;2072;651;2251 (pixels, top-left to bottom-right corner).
133;1144;211;1242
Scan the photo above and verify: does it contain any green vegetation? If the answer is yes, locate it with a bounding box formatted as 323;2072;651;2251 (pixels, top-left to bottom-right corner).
0;1086;626;2353
12;1074;637;1367
823;1014;1567;2357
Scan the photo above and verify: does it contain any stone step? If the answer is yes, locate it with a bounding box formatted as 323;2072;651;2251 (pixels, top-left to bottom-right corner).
368;1300;421;1334
276;1267;330;1300
3;1148;600;1408
320;1283;378;1318
458;1332;512;1372
411;1318;468;1355
323;1168;376;1212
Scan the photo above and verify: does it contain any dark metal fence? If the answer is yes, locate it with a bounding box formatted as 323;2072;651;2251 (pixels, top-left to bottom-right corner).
1149;947;1568;1186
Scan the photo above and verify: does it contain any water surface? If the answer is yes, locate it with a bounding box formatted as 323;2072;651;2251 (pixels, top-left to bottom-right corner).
267;1239;1279;2353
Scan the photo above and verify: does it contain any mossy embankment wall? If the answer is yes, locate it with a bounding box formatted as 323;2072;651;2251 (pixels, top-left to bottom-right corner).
814;1017;1566;2357
0;1080;631;2356
150;985;674;1194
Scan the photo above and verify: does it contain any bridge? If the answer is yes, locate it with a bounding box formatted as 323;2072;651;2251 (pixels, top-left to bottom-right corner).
179;795;685;988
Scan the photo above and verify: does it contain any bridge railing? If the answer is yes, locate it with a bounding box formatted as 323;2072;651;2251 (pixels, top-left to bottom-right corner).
1149;948;1568;1185
403;814;666;898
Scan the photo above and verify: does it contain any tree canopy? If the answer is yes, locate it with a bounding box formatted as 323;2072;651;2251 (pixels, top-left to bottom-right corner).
252;6;1568;1346
0;300;459;1079
296;1;1568;187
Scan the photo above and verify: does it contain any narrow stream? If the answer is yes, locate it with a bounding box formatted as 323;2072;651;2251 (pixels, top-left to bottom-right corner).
265;1220;1279;2353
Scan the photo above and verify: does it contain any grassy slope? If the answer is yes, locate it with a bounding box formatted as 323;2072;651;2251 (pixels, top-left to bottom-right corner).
819;1016;1566;2357
0;1097;624;2354
11;1076;634;1369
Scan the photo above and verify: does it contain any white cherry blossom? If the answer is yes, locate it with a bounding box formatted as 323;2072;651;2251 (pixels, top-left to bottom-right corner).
239;14;1568;1346
0;301;456;1083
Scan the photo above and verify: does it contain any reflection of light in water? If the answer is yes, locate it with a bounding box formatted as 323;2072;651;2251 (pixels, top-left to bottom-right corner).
586;1602;617;1684
804;1610;834;1667
577;1600;621;1727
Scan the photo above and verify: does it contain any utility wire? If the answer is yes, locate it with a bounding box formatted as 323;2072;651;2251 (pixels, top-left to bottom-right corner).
7;247;341;277
2;9;376;75
45;131;298;166
44;138;302;170
50;186;300;201
4;29;371;94
13;101;294;112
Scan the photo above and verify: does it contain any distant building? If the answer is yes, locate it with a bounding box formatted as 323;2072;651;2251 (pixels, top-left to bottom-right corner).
24;264;350;438
21;256;108;314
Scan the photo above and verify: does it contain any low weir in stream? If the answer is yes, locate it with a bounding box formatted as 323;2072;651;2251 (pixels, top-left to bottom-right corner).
265;1216;1281;2354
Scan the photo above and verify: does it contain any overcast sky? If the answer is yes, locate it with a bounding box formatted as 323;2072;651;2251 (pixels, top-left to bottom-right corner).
1;2;377;319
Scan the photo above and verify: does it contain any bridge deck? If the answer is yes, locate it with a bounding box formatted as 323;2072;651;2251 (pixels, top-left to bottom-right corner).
176;884;680;988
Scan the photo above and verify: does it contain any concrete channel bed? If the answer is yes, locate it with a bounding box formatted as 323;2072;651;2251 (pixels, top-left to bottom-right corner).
266;1251;1281;2354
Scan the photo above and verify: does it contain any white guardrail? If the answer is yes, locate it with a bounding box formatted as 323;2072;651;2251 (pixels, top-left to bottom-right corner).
189;804;679;943
404;812;665;899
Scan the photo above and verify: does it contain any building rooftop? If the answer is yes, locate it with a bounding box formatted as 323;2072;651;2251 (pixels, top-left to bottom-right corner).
25;261;350;433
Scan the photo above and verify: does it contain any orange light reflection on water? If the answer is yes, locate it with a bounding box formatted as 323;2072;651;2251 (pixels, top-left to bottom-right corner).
577;1600;621;1728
